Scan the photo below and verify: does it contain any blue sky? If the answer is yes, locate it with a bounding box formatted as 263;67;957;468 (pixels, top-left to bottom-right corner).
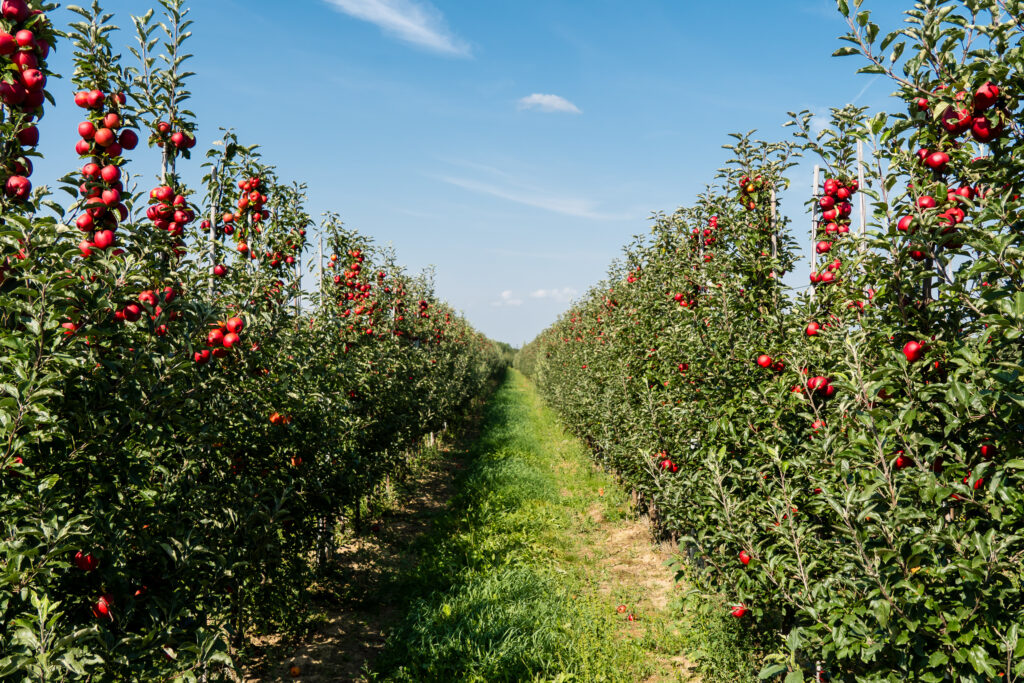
32;0;911;345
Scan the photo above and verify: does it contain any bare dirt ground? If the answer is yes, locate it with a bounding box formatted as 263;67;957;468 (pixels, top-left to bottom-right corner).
241;447;465;683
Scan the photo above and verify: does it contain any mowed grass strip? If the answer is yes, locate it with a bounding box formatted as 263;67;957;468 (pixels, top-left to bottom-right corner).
369;369;685;682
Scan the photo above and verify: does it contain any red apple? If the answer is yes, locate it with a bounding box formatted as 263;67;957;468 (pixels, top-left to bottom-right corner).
92;229;115;249
92;593;114;619
902;340;924;362
925;151;949;170
973;82;999;111
74;551;99;572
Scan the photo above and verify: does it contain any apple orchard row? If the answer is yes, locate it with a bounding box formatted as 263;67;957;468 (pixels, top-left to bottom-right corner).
1;1;505;680
518;1;1022;681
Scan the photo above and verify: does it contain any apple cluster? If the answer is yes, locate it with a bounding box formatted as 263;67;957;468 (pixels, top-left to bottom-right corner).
333;249;375;314
230;176;269;258
72;89;139;256
152;118;195;153
656;449;679;473
689;213;718;249
927;81;1005;142
194;315;244;365
146;185;195;246
808;176;857;284
0;0;52;202
737;174;766;211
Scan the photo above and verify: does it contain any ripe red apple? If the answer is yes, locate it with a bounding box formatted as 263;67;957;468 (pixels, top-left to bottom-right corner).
739;550;751;565
902;340;924;362
93;128;115;147
74;551;99;572
75;215;96;233
0;32;15;55
122;303;142;322
980;443;996;460
815;241;831;254
5;175;31;200
807;376;829;392
973;82;999;111
92;593;114;619
194;349;211;364
925;151;949;170
226;316;244;334
100;165;120;183
756;354;772;368
222;332;240;348
92;229;115;249
15;125;38;147
213;264;227;277
11;50;35;71
207;328;225;347
940;105;972;135
805;322;819;336
971;115;1002;142
730;605;747;618
19;64;44;88
1;0;29;22
118;129;139;150
85;89;105;109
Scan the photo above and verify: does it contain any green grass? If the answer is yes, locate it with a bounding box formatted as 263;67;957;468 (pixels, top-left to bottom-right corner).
368;369;661;682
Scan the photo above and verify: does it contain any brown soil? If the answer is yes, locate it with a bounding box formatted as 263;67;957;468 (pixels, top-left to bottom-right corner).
240;445;466;683
584;503;699;682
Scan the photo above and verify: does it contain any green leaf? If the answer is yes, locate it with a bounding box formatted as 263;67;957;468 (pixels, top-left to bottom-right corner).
759;664;788;679
785;671;805;683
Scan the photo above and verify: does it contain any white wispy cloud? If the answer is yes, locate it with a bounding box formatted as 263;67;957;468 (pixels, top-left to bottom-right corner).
530;287;578;302
324;0;470;56
436;175;631;220
517;93;582;114
491;290;523;307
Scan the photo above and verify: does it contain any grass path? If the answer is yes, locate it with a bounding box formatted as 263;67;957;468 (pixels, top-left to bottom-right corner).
368;369;696;682
251;369;697;682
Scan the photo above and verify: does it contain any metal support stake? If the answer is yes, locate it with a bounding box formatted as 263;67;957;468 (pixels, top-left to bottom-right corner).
857;141;867;253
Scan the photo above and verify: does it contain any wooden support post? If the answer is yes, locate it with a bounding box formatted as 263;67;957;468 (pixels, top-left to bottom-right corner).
769;188;778;260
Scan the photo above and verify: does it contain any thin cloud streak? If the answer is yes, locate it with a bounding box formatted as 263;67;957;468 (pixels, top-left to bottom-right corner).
530;287;578;302
324;0;471;56
490;290;523;307
517;93;582;114
436;175;634;221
